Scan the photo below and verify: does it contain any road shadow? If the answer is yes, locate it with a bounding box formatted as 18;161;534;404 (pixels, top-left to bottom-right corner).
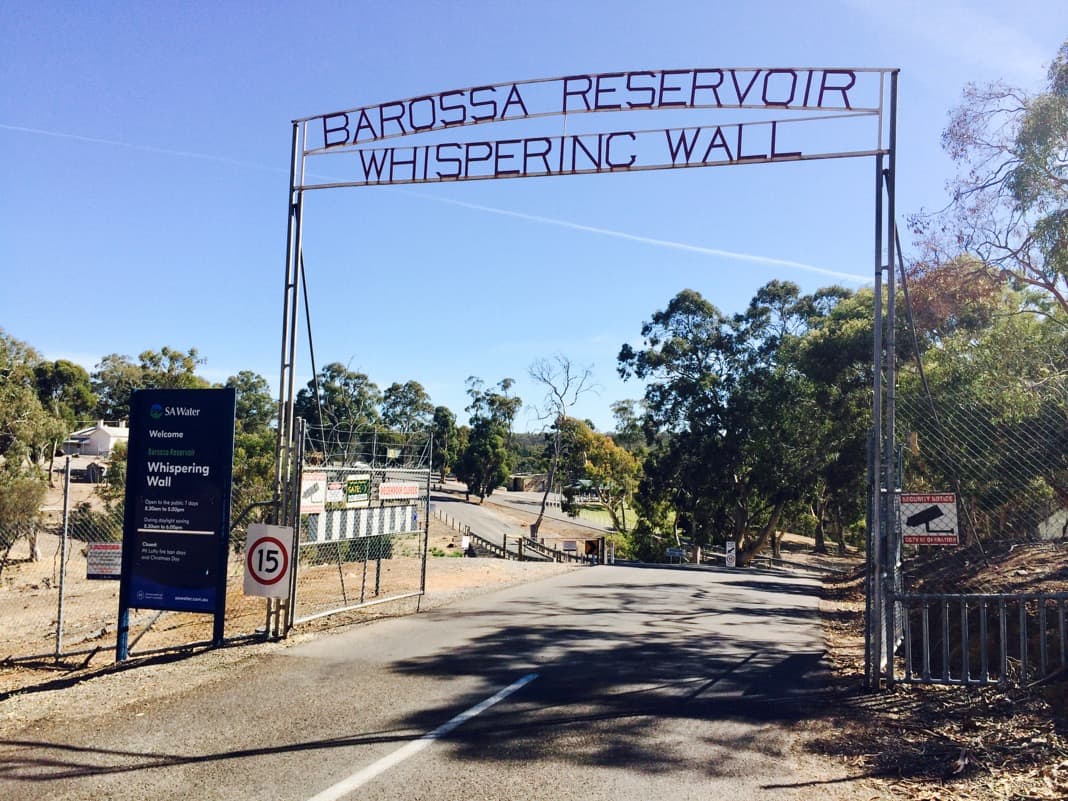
0;570;890;792
380;573;847;780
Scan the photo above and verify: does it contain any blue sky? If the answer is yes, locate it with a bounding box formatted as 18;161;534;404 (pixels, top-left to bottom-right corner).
2;1;1065;432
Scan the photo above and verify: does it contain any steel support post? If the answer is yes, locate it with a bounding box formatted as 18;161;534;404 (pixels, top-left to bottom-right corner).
883;71;899;688
55;456;71;658
869;154;885;688
275;121;304;526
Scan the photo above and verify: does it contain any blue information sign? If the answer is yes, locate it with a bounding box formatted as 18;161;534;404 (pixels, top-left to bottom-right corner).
117;388;235;658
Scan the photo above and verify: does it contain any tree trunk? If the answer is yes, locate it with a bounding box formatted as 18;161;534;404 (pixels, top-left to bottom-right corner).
732;499;747;545
26;523;41;563
48;440;59;488
531;441;561;540
604;501;623;534
832;507;847;554
0;538;16;585
813;499;828;554
738;500;786;566
594;488;624;533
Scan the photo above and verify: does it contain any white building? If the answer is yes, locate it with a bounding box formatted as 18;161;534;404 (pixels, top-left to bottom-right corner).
63;421;130;456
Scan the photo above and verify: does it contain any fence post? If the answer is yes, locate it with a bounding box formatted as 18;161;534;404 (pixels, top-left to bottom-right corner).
55;456;72;658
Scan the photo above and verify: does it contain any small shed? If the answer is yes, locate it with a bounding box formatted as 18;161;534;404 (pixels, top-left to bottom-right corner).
510;474;547;492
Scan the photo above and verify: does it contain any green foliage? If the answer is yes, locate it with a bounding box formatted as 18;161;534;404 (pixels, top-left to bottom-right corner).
0;473;46;548
503;432;542;474
619;282;867;562
898;283;1067;541
67;501;123;542
97;441;127;504
1;329;66;472
457;418;513;501
557;417;640;533
226;371;275;435
430;406;459;480
381;381;434;431
609;399;648;455
34;360;96;429
92;347;208;419
295;362;382;456
455;377;520;501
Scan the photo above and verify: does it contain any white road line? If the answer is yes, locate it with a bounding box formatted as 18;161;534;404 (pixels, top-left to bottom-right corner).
305;673;539;801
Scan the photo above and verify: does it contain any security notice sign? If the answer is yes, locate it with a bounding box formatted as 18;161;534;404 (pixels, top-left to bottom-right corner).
243;523;292;597
900;493;959;546
300;472;326;514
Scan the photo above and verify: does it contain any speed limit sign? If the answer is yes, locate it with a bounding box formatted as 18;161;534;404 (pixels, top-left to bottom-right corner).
243;523;293;597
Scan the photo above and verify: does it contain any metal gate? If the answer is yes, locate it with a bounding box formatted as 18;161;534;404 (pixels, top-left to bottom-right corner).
288;429;431;626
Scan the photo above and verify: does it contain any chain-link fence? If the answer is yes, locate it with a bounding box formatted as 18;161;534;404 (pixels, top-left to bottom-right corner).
897;345;1067;551
291;430;432;625
0;459;274;670
882;280;1068;687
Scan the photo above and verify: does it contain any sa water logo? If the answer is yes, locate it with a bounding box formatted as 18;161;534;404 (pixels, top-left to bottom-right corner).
150;403;164;420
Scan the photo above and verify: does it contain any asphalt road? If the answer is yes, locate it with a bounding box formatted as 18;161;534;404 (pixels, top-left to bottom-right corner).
431;483;610;559
430;489;532;552
0;564;839;801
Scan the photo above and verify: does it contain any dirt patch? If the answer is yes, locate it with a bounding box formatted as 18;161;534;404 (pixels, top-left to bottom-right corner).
811;541;1068;801
0;516;577;697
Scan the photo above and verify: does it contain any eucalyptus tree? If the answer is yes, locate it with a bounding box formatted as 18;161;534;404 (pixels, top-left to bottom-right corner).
896;279;1067;542
92;347;208;419
455;377;521;502
430;405;459;481
790;290;874;552
527;355;593;538
609;399;649;455
0;330;62;561
556;417;640;534
294;362;382;458
32;359;96;483
225;371;276;512
918;39;1068;317
619;282;861;563
381;380;434;431
33;360;96;429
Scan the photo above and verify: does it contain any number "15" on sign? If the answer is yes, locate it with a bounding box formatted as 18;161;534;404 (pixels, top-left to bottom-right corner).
243;525;292;597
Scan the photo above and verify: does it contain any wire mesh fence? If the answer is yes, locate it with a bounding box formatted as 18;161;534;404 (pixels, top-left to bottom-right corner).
291;430;432;625
892;288;1068;551
897;374;1068;549
885;283;1067;688
292;531;427;623
0;460;275;667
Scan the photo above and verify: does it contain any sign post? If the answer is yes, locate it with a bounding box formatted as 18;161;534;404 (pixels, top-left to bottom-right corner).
725;540;737;568
117;388;236;660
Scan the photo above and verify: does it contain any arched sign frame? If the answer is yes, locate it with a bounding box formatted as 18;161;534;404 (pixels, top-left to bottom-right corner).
272;67;901;688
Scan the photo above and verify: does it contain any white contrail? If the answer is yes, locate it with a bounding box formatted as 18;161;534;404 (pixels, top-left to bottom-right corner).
0;123;284;172
398;191;870;283
3;122;869;282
